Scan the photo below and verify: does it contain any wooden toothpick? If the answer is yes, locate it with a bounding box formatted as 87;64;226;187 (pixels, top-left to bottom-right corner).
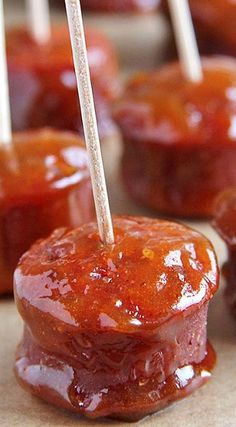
26;0;51;44
168;0;203;83
65;0;114;245
0;0;12;146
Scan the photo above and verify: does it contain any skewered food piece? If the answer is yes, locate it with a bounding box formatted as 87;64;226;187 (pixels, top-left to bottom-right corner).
114;57;236;218
15;216;218;420
7;25;119;138
0;128;93;295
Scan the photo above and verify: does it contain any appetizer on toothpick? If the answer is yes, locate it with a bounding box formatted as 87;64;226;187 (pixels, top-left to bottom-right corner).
14;0;219;421
7;3;119;138
114;1;236;218
0;129;94;296
0;1;94;295
14;216;218;420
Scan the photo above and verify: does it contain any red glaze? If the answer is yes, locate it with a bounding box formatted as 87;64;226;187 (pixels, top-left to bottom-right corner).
0;129;93;295
7;26;119;138
14;216;218;420
80;0;160;13
114;57;236;218
189;0;236;57
213;188;236;316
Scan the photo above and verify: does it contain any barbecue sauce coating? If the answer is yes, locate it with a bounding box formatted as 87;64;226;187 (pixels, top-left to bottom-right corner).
7;26;119;138
189;0;236;57
213;188;236;316
0;129;93;295
14;216;218;420
114;57;236;218
80;0;160;13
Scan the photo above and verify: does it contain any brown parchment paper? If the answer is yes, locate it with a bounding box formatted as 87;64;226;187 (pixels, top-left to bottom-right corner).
0;2;236;426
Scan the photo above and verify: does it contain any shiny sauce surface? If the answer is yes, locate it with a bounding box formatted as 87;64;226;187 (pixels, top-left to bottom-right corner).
15;216;218;333
7;25;118;91
114;57;236;144
15;327;215;419
0;129;89;209
7;26;119;135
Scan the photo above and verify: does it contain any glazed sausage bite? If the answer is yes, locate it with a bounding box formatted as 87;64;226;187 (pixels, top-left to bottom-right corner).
80;0;160;13
7;25;119;138
14;216;218;420
213;188;236;317
114;57;236;218
0;129;93;295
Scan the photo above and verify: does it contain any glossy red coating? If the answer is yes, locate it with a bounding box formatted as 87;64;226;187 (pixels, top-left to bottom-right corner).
213;188;236;316
14;216;218;419
7;26;119;138
80;0;160;13
189;0;236;56
0;129;93;295
114;57;236;217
